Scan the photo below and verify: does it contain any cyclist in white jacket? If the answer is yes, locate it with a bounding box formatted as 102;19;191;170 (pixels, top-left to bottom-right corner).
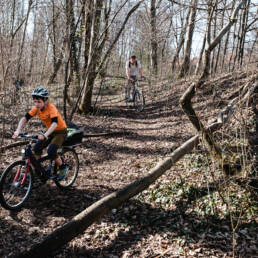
125;55;143;101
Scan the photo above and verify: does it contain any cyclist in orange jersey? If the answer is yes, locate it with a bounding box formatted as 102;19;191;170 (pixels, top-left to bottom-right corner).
12;88;68;180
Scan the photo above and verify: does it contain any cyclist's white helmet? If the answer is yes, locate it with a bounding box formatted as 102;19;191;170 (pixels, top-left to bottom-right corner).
32;88;50;99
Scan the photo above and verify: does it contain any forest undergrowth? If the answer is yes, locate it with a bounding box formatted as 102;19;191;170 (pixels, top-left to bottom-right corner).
0;68;257;258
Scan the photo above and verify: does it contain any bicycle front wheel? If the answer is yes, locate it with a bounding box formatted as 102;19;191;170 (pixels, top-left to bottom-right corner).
125;85;130;108
0;160;33;210
134;90;145;112
54;147;79;189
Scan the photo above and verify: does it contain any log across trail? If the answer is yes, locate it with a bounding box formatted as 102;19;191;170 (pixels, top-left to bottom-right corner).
14;121;222;258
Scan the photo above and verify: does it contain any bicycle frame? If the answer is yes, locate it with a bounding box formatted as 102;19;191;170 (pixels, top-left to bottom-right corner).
15;141;51;185
133;79;141;93
126;79;138;98
16;133;81;184
0;133;80;210
125;78;145;111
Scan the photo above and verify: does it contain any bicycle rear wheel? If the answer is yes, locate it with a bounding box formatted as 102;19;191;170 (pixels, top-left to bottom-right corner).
54;147;79;189
0;160;33;210
134;90;145;112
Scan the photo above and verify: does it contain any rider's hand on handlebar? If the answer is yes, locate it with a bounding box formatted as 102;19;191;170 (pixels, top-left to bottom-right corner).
12;130;20;139
38;134;45;141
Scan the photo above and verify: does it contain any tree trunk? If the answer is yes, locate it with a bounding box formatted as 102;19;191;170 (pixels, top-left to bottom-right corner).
16;0;33;78
76;0;87;76
48;0;79;85
40;37;49;81
221;1;235;71
248;30;258;62
232;8;243;71
210;2;218;75
171;7;191;72
150;0;158;77
214;3;225;73
79;0;103;113
28;11;37;76
248;83;258;182
66;0;80;92
83;0;93;77
178;0;198;78
228;21;237;72
194;35;206;75
51;0;57;70
238;0;250;66
47;39;66;84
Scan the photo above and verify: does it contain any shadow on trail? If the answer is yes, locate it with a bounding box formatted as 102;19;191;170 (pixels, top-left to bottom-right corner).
91;91;184;121
0;180;117;257
2;177;256;258
81;134;187;166
53;180;257;258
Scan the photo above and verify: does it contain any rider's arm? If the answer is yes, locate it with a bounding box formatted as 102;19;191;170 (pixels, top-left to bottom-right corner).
13;116;28;138
43;117;58;139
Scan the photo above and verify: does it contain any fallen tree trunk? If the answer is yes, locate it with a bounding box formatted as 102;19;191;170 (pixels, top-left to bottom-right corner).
14;121;222;258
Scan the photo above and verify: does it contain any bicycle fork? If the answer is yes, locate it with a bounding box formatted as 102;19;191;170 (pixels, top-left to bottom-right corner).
13;159;30;186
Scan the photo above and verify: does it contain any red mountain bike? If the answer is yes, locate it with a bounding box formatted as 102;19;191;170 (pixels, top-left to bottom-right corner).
0;132;81;210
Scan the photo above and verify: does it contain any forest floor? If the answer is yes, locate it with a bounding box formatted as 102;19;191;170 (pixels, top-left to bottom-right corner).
0;69;257;258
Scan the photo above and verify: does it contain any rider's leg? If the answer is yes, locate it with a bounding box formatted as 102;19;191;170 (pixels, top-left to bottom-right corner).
33;139;49;160
126;79;131;100
48;131;67;166
49;130;68;180
128;76;136;101
47;143;59;161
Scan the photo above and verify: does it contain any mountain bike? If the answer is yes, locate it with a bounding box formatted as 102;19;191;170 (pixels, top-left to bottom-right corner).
125;78;145;112
0;133;80;210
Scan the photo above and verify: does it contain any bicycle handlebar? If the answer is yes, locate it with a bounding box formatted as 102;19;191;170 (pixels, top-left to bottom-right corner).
18;133;38;140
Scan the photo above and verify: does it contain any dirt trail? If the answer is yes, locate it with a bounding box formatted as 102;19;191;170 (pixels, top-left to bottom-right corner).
1;75;256;258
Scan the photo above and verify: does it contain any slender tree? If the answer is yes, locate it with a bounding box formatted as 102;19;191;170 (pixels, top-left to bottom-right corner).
178;0;198;78
150;0;158;76
17;0;33;78
171;6;191;72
